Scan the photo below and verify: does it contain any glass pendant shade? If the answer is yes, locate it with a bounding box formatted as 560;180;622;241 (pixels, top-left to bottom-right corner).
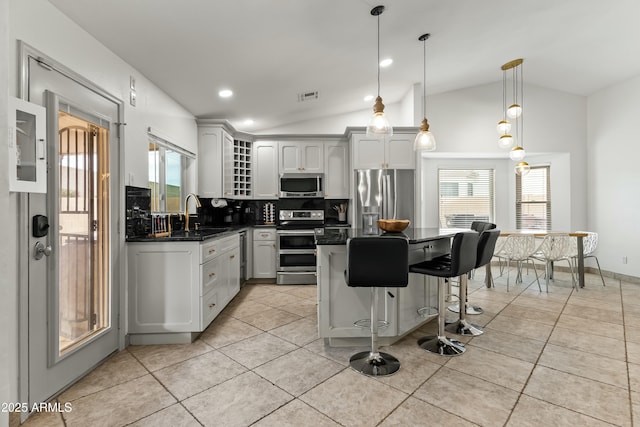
497;120;511;135
509;146;526;161
507;103;522;118
366;96;393;136
367;111;393;136
515;161;530;176
414;118;436;151
498;134;514;149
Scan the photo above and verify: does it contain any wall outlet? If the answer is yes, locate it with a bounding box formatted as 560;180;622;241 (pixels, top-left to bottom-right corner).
623;256;628;264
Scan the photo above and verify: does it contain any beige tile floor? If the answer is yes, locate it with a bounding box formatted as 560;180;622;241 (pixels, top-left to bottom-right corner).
22;269;640;427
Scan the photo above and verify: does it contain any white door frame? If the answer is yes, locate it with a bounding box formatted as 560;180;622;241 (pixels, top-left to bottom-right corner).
17;41;126;415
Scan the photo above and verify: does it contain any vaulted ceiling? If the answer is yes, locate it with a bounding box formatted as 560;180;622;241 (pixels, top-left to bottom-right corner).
49;0;640;132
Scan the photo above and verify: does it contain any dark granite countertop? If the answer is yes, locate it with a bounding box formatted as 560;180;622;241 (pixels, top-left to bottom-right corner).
314;227;458;245
126;225;250;242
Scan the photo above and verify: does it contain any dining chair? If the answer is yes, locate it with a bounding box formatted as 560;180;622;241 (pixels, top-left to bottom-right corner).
493;234;541;292
573;231;605;287
531;233;576;292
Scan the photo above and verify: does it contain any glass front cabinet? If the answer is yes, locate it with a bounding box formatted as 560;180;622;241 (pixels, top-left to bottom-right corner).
9;96;47;193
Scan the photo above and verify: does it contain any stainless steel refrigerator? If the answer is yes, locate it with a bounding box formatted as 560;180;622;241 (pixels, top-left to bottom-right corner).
355;169;415;231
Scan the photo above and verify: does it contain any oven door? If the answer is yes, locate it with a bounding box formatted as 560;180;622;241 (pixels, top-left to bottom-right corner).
277;251;317;271
276;229;317;271
277;230;316;250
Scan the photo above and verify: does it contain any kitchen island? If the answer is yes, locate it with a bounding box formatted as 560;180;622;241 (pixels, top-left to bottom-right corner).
315;228;455;347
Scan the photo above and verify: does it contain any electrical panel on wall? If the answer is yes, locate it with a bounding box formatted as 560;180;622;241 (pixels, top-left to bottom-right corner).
8;96;47;193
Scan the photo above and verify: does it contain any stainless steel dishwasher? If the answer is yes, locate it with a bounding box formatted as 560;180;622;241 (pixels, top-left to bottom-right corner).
238;230;247;285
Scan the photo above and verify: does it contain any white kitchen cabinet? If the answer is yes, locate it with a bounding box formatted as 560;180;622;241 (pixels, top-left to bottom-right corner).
252;228;276;279
351;133;415;170
278;141;324;174
198;126;233;198
8;96;47;193
128;233;240;344
323;141;349;198
253;141;279;198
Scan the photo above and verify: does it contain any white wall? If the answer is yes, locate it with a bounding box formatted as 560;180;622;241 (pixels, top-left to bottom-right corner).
587;75;640;278
1;0;14;423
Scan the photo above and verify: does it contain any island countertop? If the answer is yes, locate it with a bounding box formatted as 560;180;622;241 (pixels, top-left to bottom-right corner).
315;227;458;245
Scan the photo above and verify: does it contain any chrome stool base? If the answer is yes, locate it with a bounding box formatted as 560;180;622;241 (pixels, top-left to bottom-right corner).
445;319;484;336
349;351;400;376
417;335;466;356
447;302;484;315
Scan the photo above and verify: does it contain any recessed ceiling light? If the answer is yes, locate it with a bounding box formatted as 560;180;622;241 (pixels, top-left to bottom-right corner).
218;89;233;98
380;58;393;67
364;95;374;102
243;119;254;126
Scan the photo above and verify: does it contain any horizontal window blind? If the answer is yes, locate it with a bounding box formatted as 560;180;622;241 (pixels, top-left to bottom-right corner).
516;165;551;230
438;169;495;228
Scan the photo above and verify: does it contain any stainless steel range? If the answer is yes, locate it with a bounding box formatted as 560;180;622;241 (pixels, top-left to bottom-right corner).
276;209;324;285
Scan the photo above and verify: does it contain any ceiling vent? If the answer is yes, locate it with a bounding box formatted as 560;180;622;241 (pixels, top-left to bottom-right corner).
297;91;319;102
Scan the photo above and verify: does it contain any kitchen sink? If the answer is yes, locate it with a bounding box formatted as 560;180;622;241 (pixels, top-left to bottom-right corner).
171;227;231;238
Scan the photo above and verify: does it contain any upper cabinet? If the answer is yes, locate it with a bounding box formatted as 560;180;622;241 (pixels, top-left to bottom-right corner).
324;142;350;199
278;141;324;174
9;97;47;193
351;133;415;170
198;126;231;198
253;141;278;199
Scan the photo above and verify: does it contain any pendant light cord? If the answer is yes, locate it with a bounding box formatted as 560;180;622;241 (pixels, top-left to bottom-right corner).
502;70;507;122
422;38;426;119
520;63;524;149
377;13;381;97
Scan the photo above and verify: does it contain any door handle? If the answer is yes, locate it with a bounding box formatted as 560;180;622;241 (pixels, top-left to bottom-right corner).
34;241;52;260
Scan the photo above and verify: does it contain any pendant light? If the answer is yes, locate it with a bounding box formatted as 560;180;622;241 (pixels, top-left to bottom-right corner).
414;33;436;151
497;68;513;148
499;58;530;175
366;5;393;136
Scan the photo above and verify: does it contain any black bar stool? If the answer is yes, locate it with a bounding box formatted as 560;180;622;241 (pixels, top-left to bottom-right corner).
409;231;478;356
448;221;497;315
345;236;409;376
446;229;500;336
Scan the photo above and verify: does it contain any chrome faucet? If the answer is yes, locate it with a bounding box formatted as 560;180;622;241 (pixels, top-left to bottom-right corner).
184;193;202;232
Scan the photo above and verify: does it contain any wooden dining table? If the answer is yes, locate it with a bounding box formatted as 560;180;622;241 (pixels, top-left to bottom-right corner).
486;230;589;289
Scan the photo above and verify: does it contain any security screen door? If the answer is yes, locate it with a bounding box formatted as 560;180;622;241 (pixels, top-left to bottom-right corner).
27;59;120;406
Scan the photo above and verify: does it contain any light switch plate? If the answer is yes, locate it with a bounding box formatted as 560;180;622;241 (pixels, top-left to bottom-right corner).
130;90;136;107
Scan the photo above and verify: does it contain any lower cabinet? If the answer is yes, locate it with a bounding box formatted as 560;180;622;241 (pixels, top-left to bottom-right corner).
252;228;276;279
128;234;240;344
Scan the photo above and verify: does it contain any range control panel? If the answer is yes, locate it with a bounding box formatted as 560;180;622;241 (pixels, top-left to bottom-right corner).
279;209;324;221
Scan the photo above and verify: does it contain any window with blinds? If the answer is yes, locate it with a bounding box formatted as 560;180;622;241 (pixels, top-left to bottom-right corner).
516;165;551;230
438;169;495;228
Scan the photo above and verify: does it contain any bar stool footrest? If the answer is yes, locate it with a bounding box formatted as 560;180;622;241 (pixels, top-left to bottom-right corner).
445;319;484;336
447;302;484;315
349;351;400;376
353;319;390;329
417;335;466;356
417;306;439;317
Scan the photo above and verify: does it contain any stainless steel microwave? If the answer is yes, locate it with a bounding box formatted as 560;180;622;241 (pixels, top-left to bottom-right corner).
279;173;324;198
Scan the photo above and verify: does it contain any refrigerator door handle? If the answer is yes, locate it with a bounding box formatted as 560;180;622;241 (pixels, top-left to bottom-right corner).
381;174;388;219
